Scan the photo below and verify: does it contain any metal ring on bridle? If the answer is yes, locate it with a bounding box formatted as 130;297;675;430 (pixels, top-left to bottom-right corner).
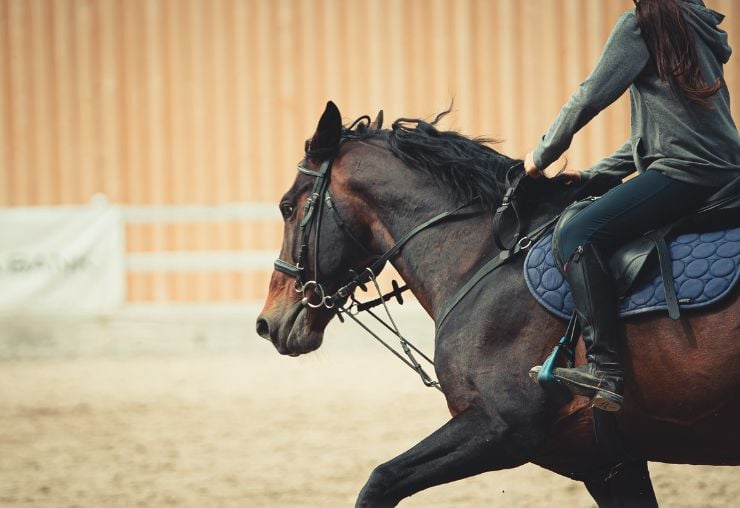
518;236;533;249
301;280;326;308
322;295;336;309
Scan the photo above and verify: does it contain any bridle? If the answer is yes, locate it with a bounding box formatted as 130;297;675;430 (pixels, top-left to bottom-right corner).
273;157;376;310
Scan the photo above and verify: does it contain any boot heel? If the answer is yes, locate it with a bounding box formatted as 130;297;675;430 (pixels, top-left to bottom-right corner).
593;390;623;412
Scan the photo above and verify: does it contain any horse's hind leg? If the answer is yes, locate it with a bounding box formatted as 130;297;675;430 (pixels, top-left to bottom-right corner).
584;460;658;508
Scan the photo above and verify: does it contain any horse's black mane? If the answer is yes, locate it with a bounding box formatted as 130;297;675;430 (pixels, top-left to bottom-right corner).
343;109;520;210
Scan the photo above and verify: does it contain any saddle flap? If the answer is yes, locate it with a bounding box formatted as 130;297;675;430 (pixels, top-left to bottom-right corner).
609;236;656;295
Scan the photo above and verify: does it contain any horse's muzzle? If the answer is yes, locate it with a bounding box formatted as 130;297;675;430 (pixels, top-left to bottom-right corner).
256;317;271;340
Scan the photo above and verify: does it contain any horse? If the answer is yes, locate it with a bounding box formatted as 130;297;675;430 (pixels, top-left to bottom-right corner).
256;101;740;507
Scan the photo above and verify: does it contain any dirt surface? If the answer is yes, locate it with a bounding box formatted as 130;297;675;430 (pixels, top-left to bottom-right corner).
1;307;739;507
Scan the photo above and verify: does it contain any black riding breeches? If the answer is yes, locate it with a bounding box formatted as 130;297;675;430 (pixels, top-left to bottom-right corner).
557;170;718;263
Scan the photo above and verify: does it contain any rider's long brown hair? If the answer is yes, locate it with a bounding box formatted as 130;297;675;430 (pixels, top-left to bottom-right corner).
634;0;722;107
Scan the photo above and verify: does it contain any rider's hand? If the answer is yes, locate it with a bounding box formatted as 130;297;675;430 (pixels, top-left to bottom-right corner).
524;151;582;185
523;151;542;179
558;170;582;185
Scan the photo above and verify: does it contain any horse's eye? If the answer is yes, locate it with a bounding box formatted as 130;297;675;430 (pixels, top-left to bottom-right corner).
280;203;295;220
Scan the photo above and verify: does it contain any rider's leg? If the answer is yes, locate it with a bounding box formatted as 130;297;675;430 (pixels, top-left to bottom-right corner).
555;241;623;411
549;170;717;411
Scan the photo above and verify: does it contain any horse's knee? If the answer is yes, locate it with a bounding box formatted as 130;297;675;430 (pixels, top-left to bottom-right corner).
356;463;397;508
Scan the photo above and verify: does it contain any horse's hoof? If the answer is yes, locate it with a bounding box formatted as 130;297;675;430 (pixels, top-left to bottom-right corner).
528;366;541;382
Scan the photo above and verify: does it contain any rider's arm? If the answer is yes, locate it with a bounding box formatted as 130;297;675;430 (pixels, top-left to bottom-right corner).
533;11;650;171
581;139;637;182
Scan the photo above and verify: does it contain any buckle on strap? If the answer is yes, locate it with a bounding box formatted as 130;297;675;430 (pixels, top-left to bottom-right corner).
274;258;301;278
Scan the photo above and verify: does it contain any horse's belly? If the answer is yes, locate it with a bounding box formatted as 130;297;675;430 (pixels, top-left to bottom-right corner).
623;404;740;465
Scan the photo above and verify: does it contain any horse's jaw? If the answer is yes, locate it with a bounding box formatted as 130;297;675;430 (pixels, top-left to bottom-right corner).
257;299;327;356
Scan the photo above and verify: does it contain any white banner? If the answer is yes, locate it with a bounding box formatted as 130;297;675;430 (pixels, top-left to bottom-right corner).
0;204;125;313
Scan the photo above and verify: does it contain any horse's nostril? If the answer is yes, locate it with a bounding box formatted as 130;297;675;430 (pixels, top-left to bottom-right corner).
256;317;270;339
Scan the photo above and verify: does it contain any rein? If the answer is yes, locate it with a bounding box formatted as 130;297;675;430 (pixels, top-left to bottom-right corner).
274;154;560;392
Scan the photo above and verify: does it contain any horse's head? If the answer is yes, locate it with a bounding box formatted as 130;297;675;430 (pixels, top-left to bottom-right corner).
256;102;380;356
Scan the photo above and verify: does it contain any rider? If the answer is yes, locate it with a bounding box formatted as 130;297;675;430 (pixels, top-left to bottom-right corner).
525;0;740;412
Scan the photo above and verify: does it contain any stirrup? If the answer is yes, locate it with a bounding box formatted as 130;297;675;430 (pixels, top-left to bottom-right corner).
530;313;579;405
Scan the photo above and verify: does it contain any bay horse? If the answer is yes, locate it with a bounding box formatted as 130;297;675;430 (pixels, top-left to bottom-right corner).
256;101;740;507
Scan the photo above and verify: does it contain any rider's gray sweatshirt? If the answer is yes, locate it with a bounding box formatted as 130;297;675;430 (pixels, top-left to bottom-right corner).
533;0;740;187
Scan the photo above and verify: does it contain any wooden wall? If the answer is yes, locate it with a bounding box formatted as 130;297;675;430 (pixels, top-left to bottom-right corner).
1;0;738;302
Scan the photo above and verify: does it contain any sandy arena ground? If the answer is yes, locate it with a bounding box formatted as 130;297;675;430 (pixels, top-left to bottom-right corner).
1;304;739;507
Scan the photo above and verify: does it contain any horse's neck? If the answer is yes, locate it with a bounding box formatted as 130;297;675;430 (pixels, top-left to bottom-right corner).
374;197;498;319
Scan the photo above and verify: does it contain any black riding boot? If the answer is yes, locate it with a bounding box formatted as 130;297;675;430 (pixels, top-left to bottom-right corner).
553;243;624;412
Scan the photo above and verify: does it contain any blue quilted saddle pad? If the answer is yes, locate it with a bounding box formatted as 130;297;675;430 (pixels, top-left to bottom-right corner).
523;227;740;320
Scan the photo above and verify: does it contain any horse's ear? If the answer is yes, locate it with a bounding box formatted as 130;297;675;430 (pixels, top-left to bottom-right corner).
308;101;342;160
370;110;384;130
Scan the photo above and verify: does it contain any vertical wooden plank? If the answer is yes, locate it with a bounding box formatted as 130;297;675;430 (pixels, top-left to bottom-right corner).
145;0;164;206
426;0;442;112
495;0;517;157
98;0;121;203
253;0;268;208
191;0;208;300
122;0;146;297
7;0;31;205
233;0;250;204
255;0;278;257
211;0;227;300
0;0;11;205
276;0;299;191
75;0;95;202
453;0;473;130
364;0;383;112
529;0;560;154
162;0;184;300
55;0;77;205
29;0;52;204
231;1;251;298
122;0;145;205
474;0;495;139
144;0;166;300
560;0;583;170
385;0;404;119
519;0;539;153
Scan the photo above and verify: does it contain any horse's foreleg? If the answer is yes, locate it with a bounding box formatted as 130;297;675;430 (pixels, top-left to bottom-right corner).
583;460;658;508
355;406;536;507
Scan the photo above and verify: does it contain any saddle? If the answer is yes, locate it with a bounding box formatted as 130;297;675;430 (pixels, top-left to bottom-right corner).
525;175;740;320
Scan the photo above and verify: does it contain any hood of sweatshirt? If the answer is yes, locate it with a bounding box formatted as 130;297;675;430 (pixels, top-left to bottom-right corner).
681;0;732;63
